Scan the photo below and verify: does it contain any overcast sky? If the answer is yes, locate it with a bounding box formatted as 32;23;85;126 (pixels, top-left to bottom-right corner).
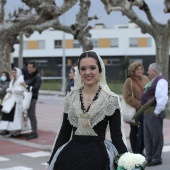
5;0;170;28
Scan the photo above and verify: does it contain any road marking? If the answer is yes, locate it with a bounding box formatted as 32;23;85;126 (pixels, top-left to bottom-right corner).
163;145;170;152
22;151;50;157
0;157;10;162
0;167;32;170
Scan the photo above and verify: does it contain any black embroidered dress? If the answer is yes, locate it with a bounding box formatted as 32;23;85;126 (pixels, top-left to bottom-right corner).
48;88;127;170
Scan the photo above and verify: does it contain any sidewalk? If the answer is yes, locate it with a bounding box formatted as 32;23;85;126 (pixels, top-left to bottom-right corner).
1;90;170;154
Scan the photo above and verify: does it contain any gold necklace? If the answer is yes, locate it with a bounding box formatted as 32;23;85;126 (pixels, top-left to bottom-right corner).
86;94;94;105
82;90;95;105
82;86;100;106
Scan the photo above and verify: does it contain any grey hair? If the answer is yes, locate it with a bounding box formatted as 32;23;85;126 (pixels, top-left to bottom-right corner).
150;63;162;73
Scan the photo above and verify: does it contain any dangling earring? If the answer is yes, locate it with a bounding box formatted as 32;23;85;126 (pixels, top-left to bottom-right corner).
81;80;84;86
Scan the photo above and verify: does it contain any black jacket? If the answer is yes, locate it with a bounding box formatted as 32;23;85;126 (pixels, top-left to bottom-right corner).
25;70;42;99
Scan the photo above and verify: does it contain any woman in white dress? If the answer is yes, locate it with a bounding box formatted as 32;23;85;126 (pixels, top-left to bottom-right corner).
0;68;29;136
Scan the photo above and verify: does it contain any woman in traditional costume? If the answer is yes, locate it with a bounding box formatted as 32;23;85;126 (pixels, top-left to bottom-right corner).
47;50;127;170
0;68;29;136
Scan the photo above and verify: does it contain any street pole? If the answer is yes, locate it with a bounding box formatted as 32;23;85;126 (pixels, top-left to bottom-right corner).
61;14;66;93
18;32;23;69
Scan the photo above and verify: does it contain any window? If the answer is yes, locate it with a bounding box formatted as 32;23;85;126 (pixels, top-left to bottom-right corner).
129;38;138;47
129;59;143;65
23;40;45;49
73;40;80;48
23;41;27;49
56;58;62;66
147;38;152;47
54;40;62;48
34;60;48;67
91;39;98;47
106;59;120;66
129;37;152;47
110;38;118;47
38;40;45;49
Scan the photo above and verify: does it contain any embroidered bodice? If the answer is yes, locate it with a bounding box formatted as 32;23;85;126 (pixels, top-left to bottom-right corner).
64;88;120;136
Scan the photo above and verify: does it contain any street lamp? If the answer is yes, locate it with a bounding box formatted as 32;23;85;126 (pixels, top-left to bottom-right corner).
61;14;66;93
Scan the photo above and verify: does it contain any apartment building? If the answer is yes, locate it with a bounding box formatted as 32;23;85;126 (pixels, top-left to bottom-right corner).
12;23;156;81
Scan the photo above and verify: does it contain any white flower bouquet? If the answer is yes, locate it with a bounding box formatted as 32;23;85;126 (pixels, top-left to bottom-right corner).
115;152;147;170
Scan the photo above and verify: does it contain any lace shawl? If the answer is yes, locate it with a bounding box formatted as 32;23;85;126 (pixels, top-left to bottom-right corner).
64;88;120;136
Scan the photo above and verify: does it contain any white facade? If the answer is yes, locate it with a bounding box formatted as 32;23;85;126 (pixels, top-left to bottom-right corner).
12;23;156;59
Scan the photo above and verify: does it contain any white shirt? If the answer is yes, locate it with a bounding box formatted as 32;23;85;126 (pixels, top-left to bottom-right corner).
154;79;168;115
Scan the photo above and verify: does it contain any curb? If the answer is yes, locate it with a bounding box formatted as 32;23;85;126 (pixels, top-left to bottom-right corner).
0;136;52;151
39;90;65;96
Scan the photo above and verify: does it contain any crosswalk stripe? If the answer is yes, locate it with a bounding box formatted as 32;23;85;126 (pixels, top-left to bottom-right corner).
163;145;170;152
22;151;50;158
0;167;32;170
0;157;10;162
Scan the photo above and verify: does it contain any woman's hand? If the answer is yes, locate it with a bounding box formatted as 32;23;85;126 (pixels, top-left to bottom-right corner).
8;90;12;94
21;82;27;88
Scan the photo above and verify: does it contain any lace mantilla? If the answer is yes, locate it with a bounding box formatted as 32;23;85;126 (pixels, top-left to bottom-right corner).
64;88;120;136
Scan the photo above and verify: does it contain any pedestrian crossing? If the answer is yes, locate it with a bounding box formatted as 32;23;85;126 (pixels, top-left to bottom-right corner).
0;151;50;170
0;157;10;162
162;145;170;152
0;167;32;170
22;151;50;158
0;146;170;169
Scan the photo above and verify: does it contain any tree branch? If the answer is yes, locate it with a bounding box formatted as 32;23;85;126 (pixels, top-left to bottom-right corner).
101;0;156;35
0;0;6;24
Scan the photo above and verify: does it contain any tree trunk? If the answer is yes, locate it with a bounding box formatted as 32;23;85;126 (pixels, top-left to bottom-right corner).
154;31;170;81
78;32;93;52
0;44;11;73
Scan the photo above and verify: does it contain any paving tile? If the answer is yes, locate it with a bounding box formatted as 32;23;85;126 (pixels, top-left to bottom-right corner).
0;140;39;156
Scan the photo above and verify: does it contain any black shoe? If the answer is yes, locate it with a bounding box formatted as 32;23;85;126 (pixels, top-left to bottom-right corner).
11;130;21;137
147;160;162;166
0;130;10;136
146;158;151;163
26;132;38;140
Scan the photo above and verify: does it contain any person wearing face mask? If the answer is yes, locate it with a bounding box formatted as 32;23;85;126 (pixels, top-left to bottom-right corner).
0;72;11;100
0;68;26;136
0;72;10;118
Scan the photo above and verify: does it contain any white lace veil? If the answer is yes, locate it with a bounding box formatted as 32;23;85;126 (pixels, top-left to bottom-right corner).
10;67;24;84
72;50;110;92
15;67;22;78
72;50;127;146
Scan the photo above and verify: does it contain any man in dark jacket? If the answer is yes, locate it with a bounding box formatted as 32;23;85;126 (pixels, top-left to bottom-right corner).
24;61;42;140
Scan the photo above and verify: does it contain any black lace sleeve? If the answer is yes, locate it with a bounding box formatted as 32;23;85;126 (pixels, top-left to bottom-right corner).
109;109;128;154
48;113;73;164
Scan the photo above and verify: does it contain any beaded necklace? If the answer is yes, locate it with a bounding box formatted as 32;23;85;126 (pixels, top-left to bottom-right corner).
79;86;101;113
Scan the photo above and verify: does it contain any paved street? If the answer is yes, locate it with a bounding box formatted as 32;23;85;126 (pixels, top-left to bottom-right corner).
0;91;170;170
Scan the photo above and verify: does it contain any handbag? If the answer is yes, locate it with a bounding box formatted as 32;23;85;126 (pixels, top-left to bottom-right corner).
1;93;15;114
121;78;136;124
22;86;33;112
21;116;32;133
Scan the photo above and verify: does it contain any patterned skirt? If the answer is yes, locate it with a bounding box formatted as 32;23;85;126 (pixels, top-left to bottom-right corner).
49;135;118;170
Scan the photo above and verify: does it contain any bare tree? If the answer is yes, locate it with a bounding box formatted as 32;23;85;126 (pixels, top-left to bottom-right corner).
0;0;98;73
0;0;78;73
101;0;170;81
52;0;98;51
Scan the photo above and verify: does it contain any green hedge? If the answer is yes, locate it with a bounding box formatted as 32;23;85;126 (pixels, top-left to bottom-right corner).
41;80;124;94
